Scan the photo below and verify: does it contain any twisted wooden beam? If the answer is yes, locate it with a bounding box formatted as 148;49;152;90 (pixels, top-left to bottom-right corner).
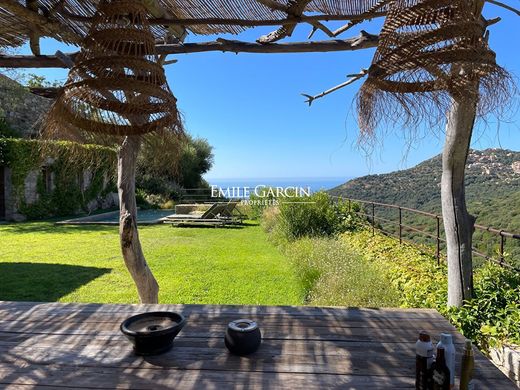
0;32;379;68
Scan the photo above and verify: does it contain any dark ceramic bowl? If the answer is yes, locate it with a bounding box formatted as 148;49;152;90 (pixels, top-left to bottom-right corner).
120;311;186;355
225;319;261;356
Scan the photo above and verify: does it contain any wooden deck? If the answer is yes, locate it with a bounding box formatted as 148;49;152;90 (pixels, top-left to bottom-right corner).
0;301;515;389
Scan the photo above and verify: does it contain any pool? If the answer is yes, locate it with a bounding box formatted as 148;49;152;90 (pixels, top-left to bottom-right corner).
56;209;176;226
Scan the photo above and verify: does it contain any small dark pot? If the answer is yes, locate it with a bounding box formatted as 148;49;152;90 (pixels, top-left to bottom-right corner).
120;311;186;356
225;319;261;356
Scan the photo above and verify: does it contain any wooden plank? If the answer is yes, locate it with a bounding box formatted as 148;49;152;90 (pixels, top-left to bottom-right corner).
0;336;484;355
0;310;449;329
0;366;416;389
0;322;466;344
0;310;456;329
0;301;445;319
0;334;498;374
0;361;514;389
0;338;501;375
1;365;515;390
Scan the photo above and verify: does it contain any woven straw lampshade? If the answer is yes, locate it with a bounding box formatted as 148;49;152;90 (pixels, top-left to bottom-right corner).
365;0;496;95
357;0;509;135
46;0;180;136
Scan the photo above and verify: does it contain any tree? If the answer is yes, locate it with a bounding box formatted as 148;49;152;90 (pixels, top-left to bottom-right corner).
178;137;213;189
136;134;214;199
347;0;514;308
118;136;160;303
442;85;479;306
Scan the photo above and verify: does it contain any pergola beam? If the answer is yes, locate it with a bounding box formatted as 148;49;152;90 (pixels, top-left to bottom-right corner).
56;8;387;27
0;32;379;68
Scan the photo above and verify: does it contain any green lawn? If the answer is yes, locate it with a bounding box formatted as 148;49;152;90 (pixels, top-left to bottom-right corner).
0;222;303;305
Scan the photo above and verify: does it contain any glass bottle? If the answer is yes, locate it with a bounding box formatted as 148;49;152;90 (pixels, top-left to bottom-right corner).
460;340;475;390
415;332;434;390
431;346;450;390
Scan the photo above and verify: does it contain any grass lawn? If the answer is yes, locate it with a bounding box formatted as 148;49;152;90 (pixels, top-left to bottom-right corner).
0;222;303;305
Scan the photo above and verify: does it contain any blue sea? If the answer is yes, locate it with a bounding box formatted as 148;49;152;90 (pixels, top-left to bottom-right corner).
206;177;351;194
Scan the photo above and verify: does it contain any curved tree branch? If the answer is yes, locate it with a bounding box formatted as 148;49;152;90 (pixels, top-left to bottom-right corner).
486;0;520;16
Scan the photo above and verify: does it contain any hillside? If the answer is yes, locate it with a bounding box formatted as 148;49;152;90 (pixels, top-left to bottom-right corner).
330;149;520;231
329;149;520;267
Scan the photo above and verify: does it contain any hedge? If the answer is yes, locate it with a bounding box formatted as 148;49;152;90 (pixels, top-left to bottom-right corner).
342;229;520;352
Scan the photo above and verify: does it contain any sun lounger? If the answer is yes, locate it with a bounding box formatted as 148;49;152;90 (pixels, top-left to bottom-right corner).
164;201;244;226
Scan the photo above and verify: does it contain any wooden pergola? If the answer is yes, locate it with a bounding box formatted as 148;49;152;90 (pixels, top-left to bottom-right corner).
0;1;518;388
0;0;384;100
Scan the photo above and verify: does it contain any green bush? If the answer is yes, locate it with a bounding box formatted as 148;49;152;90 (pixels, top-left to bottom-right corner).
273;192;360;242
285;237;400;307
342;229;520;351
247;189;277;220
260;206;280;234
0;118;20;138
448;264;520;351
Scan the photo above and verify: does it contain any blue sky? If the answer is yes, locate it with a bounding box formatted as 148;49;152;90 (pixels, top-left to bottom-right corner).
10;4;520;180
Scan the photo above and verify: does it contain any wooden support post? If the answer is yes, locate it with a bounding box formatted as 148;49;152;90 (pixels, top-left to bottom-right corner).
499;232;505;267
371;202;375;236
398;207;402;244
118;136;159;303
436;216;441;266
0;33;379;69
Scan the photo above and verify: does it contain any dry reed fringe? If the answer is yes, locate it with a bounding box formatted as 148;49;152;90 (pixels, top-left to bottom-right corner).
355;0;517;147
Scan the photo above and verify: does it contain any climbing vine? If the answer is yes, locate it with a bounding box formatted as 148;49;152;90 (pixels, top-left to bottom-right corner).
0;138;116;219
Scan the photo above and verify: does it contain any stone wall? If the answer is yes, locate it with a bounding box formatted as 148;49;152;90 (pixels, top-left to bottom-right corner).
3;166;118;222
0;74;52;137
490;345;520;387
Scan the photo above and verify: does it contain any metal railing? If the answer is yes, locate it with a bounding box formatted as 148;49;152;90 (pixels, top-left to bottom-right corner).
332;196;520;271
177;188;218;203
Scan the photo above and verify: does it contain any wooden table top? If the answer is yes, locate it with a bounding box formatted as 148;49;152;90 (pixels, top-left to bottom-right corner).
0;301;515;389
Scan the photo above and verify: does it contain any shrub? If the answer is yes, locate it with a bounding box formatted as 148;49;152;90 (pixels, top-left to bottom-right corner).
260;206;280;234
0;118;20;138
248;190;277;220
448;264;520;350
137;135;214;199
161;200;176;209
274;192;360;242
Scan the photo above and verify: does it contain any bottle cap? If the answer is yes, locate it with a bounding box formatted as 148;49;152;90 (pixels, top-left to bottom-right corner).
465;339;472;349
440;333;453;345
419;331;431;342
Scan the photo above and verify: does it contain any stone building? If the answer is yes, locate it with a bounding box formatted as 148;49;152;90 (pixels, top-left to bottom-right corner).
0;75;118;221
0;74;51;137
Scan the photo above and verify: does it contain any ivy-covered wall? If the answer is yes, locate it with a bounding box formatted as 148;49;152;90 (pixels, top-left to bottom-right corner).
0;138;117;221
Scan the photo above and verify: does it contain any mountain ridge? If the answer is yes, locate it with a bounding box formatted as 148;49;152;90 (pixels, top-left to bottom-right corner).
329;148;520;232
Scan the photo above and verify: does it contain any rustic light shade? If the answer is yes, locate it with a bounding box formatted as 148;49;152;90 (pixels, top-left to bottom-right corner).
45;0;181;137
357;0;510;137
